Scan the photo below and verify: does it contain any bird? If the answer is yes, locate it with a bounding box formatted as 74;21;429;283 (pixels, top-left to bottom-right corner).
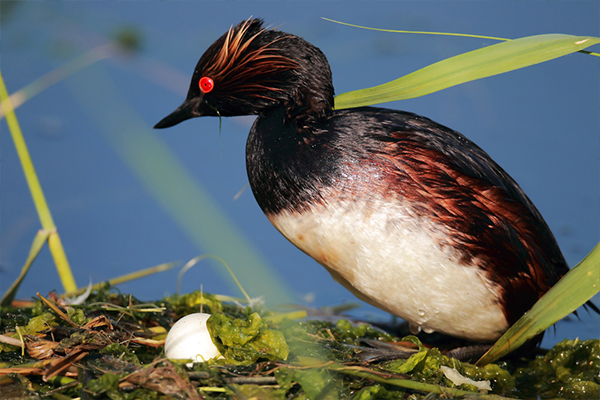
155;18;579;342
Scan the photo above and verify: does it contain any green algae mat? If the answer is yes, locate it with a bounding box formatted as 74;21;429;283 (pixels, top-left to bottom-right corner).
1;286;599;399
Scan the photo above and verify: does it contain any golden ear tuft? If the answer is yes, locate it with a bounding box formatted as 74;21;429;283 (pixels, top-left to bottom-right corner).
201;19;299;100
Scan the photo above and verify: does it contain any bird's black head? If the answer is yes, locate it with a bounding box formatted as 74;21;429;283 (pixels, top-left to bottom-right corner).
154;18;334;129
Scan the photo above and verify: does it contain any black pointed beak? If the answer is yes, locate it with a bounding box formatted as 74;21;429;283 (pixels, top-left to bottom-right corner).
154;98;202;129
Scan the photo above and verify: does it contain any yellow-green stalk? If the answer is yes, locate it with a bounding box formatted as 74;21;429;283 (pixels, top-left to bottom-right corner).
0;71;76;292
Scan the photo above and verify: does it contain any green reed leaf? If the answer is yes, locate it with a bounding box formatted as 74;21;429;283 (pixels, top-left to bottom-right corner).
477;244;600;365
0;70;77;293
334;34;600;109
0;230;51;307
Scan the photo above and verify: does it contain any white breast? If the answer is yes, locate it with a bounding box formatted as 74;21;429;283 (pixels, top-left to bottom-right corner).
268;198;508;341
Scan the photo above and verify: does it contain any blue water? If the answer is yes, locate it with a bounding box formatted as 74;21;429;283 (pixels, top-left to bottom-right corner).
1;2;598;348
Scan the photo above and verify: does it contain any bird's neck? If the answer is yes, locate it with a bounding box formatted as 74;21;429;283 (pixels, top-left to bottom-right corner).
245;106;337;216
282;91;333;131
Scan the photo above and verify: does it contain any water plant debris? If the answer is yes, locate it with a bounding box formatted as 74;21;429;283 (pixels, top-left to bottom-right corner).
1;285;599;399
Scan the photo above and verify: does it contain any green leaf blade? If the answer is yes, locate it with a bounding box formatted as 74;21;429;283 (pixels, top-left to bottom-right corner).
334;34;600;109
477;244;600;365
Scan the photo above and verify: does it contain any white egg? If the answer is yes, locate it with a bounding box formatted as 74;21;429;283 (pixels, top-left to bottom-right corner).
164;313;221;363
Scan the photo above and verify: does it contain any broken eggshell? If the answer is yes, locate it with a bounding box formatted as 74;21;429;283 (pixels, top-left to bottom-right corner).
164;313;222;363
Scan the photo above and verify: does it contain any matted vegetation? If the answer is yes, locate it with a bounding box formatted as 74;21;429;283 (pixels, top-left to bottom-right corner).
1;286;599;399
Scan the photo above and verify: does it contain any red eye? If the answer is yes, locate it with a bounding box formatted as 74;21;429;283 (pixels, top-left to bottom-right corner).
199;77;214;93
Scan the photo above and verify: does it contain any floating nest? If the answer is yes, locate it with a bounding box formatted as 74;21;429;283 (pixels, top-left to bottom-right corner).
0;284;598;399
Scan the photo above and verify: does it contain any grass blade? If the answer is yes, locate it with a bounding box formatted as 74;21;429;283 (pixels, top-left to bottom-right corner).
104;261;179;288
0;70;77;293
326;362;518;399
177;255;251;303
477;244;600;365
0;45;113;120
61;262;177;299
334;34;600;109
322;18;509;41
0;230;51;307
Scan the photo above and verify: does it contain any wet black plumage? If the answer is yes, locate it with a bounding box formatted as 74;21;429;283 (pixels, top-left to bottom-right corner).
155;18;589;342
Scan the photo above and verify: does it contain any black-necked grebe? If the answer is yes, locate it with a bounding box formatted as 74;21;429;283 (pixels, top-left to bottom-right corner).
155;19;576;342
